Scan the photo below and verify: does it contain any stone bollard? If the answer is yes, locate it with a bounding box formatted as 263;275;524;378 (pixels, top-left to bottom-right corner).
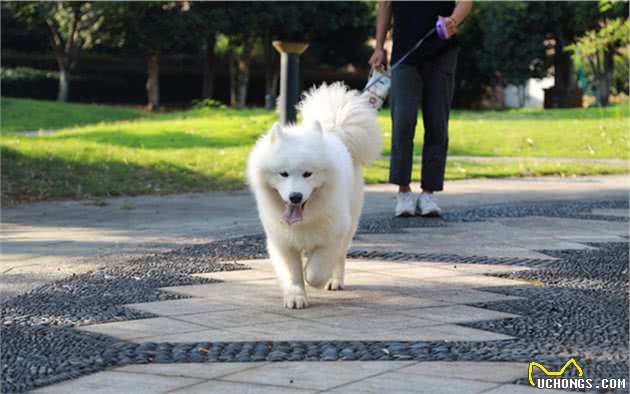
272;41;309;125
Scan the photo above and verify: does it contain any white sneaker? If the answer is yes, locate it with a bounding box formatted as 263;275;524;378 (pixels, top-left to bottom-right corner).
418;192;442;217
395;192;416;217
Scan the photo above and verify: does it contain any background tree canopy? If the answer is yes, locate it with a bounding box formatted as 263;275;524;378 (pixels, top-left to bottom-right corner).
1;1;627;108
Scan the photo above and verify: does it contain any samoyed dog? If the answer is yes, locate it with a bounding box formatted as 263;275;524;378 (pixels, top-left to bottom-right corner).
247;83;382;309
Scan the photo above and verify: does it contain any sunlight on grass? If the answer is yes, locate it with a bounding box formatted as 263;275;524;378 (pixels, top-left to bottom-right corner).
378;106;630;159
1;97;628;203
364;158;629;184
1;97;151;132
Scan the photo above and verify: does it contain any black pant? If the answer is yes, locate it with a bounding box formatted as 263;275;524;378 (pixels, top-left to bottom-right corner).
389;47;459;192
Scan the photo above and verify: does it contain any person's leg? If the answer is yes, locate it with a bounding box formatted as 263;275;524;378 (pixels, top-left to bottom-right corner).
389;64;422;193
419;47;459;193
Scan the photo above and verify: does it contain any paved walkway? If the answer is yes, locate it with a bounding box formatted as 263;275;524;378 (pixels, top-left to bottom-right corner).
33;361;567;394
13;129;59;137
2;175;627;300
80;259;527;343
3;175;629;394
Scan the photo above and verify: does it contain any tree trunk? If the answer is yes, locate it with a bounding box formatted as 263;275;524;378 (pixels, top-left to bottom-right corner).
146;50;160;111
201;34;216;99
235;55;250;109
598;77;610;107
232;37;254;109
553;30;577;108
57;66;70;102
263;29;278;109
598;49;615;107
228;49;237;107
589;47;614;108
594;71;611;107
518;84;526;108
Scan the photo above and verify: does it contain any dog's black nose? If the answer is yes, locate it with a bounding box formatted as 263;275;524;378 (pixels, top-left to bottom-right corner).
289;192;303;204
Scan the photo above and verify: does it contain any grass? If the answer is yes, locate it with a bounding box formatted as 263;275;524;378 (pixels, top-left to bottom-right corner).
379;105;630;159
364;158;628;184
1;97;628;204
1;97;151;132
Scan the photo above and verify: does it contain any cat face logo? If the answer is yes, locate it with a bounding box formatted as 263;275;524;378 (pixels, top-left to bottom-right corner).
528;358;584;387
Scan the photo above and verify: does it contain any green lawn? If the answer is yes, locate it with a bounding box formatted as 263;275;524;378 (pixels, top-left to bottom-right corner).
379;105;630;159
365;158;628;184
1;97;151;132
1;97;628;204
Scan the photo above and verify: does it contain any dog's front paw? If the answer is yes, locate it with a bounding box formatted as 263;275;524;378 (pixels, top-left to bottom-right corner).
284;286;308;309
325;278;344;291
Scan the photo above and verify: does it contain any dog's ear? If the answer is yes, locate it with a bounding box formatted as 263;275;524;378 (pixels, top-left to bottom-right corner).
312;120;323;136
270;122;284;143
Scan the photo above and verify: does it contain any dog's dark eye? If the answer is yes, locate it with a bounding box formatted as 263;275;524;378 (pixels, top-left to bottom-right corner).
303;172;312;178
280;172;289;177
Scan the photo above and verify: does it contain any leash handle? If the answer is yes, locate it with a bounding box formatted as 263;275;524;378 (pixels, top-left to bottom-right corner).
436;16;449;40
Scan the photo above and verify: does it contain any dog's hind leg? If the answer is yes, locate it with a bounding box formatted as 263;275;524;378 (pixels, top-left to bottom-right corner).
267;239;308;309
324;253;345;291
304;247;338;289
324;231;354;291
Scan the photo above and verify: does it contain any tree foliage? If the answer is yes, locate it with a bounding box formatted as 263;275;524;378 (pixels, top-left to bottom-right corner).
567;17;629;106
270;2;373;67
455;1;603;108
4;1;624;108
188;2;373;107
6;1;105;102
477;2;547;86
103;2;191;109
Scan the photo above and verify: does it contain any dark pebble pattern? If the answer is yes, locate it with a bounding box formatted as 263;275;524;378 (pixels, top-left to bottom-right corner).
1;199;628;393
347;249;556;267
357;199;628;234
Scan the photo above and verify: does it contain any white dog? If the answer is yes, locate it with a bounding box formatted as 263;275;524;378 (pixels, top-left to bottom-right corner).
247;83;382;309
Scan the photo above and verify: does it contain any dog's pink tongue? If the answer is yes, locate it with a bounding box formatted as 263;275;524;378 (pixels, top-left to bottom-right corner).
283;204;303;225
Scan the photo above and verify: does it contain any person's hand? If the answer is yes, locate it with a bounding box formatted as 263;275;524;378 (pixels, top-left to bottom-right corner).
369;47;386;69
443;16;458;38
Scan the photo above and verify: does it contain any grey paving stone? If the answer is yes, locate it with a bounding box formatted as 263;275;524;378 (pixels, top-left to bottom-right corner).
314;310;442;332
170;380;317;394
415;262;533;274
78;317;209;340
3;191;627;393
397;361;527;383
174;309;294;329
124;298;242;317
325;371;499;394
129;328;245;344
220;361;414;390
268;303;373;319
398;305;519;324
104;260;522;343
222;319;363;342
194;268;277;282
423;275;532;289
30;371;201;394
160;281;279;300
482;384;568;394
116;362;268;379
420;288;526;305
354;216;628;259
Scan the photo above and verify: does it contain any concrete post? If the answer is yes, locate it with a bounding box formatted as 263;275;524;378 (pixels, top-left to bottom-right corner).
272;41;309;125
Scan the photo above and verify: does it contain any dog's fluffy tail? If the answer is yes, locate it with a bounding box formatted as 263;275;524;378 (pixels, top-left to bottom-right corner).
297;82;382;165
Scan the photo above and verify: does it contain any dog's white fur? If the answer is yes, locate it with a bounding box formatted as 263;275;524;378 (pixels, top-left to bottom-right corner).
247;83;382;308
